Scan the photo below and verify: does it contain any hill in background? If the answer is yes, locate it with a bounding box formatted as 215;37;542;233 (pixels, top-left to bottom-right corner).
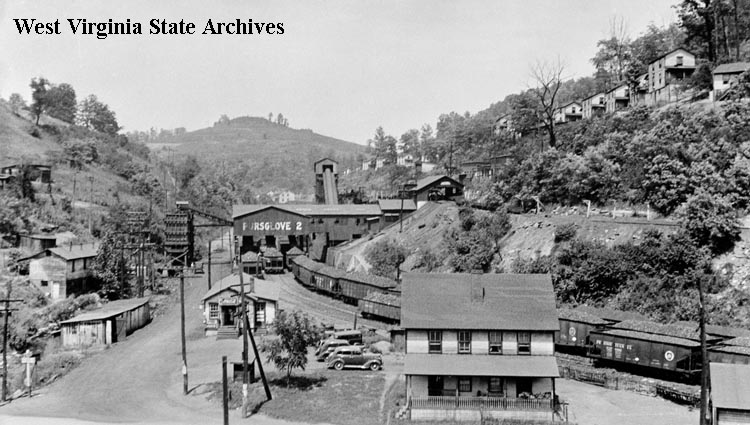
147;116;366;196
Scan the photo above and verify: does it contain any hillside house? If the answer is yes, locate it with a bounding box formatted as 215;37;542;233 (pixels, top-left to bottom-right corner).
24;243;100;301
605;83;630;113
201;273;279;337
0;163;52;185
710;363;750;425
712;62;750;99
630;73;650;105
411;175;464;208
553;101;582;123
647;48;695;105
402;273;560;422
61;298;151;347
581;92;605;119
18;233;57;253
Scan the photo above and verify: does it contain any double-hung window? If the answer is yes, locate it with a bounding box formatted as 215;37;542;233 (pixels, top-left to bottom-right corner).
209;303;219;319
458;377;472;393
428;331;442;354
488;377;503;395
488;331;502;354
458;331;471;354
518;332;531;355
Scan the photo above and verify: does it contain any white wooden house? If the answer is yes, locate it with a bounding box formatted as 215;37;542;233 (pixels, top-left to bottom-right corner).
24;243;100;301
201;273;279;337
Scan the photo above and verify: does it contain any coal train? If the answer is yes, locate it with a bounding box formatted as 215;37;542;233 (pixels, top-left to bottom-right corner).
290;256;750;382
290;255;401;322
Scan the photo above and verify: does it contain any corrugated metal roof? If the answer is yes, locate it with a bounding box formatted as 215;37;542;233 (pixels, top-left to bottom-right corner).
60;298;150;324
710;363;750;409
36;243;100;261
201;273;279;302
401;273;558;331
414;175;463;192
593;329;700;347
404;354;559;377
713;62;750;74
377;199;417;211
233;204;382;218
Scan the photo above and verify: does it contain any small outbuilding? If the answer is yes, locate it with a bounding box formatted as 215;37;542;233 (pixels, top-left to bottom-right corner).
411;175;464;208
201;273;279;336
60;297;151;348
710;363;750;425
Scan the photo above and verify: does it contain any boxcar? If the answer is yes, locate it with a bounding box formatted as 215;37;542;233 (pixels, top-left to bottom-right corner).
589;328;702;380
314;265;347;296
339;271;397;305
557;309;609;350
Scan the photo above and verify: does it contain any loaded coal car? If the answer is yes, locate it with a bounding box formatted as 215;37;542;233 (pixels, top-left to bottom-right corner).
708;337;750;365
314;264;347;296
285;246;304;271
291;255;325;288
339;271;398;305
241;251;263;276
262;247;285;274
588;320;721;382
556;308;609;354
359;292;401;323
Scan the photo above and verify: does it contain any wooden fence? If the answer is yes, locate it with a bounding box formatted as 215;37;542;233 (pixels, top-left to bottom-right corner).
559;364;700;407
410;396;553;411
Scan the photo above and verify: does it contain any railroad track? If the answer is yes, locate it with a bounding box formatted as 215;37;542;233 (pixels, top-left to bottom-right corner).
268;273;388;330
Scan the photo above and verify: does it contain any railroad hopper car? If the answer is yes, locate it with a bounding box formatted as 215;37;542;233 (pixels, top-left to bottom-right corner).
708;337;750;365
262;247;285;274
291;255;325;288
314;264;347;296
285;246;304;271
556;309;610;352
359;292;401;322
339;271;398;305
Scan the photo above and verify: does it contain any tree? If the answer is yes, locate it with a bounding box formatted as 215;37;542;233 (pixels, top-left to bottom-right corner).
76;95;120;135
29;77;50;125
261;310;321;384
45;83;77;123
677;191;740;255
529;59;565;149
175;155;201;189
63;139;98;169
677;0;716;62
591;17;632;82
367;127;397;164
8;93;26;116
12;165;36;202
365;238;409;280
399;129;420;158
92;231;130;300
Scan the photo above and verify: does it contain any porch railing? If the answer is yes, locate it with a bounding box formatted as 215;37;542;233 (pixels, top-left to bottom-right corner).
410;396;553;411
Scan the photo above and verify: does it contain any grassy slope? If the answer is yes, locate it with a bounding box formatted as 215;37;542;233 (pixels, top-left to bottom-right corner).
0;104;154;233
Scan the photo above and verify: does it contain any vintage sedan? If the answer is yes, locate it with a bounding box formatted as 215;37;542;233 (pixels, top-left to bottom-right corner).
326;345;382;371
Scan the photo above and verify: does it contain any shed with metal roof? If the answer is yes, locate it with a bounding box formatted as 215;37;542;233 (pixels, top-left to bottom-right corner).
60;298;151;347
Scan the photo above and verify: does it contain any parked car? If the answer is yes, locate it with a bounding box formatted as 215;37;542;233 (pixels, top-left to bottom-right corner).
315;339;351;362
326;345;382;371
331;329;363;345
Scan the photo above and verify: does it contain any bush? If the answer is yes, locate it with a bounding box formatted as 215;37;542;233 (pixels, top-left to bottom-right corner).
554;223;577;243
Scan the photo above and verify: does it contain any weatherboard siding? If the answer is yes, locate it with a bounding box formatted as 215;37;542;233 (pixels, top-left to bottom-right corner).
406;330;554;355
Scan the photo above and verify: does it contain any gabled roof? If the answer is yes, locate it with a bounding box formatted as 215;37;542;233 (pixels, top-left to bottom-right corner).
377;199;417;211
405;354;559;377
652;47;695;63
60;297;150;324
313;158;338;166
232;204;309;219
713;62;750;75
710;363;750;410
401;273;558;331
605;83;628;93
233;203;382;218
560;101;582;109
201;273;279;302
582;92;605;102
413;175;463;192
26;243;100;262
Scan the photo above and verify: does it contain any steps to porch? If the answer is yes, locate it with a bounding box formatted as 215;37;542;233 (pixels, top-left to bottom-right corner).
216;326;239;340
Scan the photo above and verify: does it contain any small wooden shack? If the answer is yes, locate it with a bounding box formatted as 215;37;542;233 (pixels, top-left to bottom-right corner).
24;242;100;301
60;297;151;347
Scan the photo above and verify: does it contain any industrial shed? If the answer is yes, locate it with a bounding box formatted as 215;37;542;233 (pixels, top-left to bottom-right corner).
60;298;151;348
710;363;750;425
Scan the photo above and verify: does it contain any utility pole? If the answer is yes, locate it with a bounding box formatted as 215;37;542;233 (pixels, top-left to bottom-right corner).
698;274;710;425
244;313;271;401
180;273;188;395
222;355;229;425
1;280;23;402
207;240;212;290
235;236;249;415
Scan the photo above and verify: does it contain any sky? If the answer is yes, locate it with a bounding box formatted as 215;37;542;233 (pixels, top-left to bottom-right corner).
1;0;679;144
